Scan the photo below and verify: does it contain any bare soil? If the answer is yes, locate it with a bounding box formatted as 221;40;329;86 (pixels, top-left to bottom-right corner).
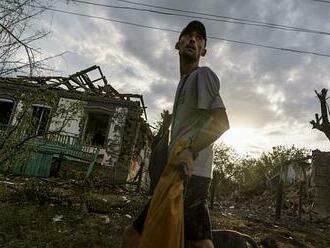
0;174;329;248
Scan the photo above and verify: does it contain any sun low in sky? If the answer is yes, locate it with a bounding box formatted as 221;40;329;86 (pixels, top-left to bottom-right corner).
220;125;329;157
220;127;267;156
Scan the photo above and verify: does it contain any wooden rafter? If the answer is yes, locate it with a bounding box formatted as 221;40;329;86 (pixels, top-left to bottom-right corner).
2;65;148;120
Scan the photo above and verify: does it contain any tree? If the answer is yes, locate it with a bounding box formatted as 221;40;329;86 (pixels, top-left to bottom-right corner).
235;157;265;194
235;145;309;194
213;142;241;183
151;109;171;136
148;109;172;194
259;145;308;176
209;143;310;203
310;88;330;141
0;0;53;76
210;143;241;206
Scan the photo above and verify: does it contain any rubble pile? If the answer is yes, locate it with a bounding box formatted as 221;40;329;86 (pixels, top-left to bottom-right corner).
213;183;329;231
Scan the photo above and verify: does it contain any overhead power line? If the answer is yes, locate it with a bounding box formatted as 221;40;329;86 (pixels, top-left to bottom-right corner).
67;0;330;36
312;0;330;3
40;6;330;58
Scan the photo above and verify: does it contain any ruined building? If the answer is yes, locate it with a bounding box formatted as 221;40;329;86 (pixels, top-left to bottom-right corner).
311;150;330;218
0;65;152;182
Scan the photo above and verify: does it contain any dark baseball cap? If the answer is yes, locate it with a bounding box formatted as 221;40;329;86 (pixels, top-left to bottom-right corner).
179;20;207;46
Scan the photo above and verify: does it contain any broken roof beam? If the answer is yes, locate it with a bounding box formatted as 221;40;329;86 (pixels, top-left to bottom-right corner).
16;65;116;96
119;93;143;99
60;78;76;91
72;65;99;75
17;76;66;87
68;65;111;93
97;65;108;85
119;93;147;120
65;76;89;91
81;73;96;91
17;76;66;80
14;76;74;90
102;84;119;96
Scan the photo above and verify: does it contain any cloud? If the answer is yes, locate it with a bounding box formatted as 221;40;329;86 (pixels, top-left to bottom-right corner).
27;0;330;154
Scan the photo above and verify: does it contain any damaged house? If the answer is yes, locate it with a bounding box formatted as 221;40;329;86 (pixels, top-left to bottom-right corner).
0;65;152;182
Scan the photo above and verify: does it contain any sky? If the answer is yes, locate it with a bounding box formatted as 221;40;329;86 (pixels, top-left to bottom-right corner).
25;0;330;156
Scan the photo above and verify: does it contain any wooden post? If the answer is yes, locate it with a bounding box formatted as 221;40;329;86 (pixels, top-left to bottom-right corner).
275;177;283;221
298;180;303;221
298;162;307;222
210;171;220;209
210;179;216;209
136;161;144;193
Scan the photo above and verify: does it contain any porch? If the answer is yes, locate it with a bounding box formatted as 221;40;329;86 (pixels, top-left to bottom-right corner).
0;125;100;178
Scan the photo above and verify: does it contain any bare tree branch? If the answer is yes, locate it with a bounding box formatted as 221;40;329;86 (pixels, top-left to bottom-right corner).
0;22;34;75
0;0;32;22
310;88;330;141
0;0;53;76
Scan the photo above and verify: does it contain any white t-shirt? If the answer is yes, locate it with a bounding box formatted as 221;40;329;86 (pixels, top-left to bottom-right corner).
170;66;226;178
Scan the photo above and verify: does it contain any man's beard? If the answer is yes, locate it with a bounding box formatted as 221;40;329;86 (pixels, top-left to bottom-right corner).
180;50;198;63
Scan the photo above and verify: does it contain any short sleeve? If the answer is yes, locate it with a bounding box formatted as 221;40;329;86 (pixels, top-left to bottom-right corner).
197;68;225;110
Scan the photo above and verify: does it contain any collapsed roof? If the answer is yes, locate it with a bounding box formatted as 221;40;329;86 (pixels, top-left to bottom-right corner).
0;65;147;119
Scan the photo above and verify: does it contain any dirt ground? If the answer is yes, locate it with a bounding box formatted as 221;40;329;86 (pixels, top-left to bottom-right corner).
0;173;329;248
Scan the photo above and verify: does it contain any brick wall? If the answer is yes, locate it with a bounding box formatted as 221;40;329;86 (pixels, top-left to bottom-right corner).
311;150;330;216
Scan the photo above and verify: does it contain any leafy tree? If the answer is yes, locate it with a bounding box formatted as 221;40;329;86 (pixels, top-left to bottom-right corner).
235;157;263;194
210;143;241;205
258;145;309;177
213;142;241;182
151;109;171;136
148;109;171;193
235;145;309;194
208;142;310;206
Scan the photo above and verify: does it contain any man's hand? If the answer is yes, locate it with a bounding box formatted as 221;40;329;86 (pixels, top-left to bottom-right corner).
173;148;194;178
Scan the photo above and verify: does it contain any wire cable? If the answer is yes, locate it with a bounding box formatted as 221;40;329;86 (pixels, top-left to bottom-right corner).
68;0;330;36
312;0;330;3
39;6;330;58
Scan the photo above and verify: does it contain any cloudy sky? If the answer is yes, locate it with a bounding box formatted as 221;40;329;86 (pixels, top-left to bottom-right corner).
28;0;330;155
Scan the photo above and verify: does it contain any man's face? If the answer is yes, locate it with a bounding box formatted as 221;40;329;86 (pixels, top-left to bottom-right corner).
176;31;207;62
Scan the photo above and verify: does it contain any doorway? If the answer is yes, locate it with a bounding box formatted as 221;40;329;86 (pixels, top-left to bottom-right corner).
84;112;110;147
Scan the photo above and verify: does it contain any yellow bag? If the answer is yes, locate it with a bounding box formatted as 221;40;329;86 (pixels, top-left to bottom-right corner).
139;139;189;248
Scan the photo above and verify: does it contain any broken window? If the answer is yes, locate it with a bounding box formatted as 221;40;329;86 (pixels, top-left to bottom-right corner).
0;98;14;128
31;105;51;136
84;112;110;147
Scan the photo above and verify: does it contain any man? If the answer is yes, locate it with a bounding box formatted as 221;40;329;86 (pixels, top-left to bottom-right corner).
122;20;229;248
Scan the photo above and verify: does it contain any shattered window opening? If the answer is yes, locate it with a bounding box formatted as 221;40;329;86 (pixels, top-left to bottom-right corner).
84;112;110;147
31;105;51;136
0;98;14;127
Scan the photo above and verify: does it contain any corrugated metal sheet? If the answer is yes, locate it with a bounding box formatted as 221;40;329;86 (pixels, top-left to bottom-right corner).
14;152;53;177
10;134;99;178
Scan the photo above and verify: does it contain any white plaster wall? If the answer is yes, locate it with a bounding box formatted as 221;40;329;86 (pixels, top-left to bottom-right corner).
101;107;128;167
141;146;152;189
127;145;151;185
286;165;297;184
49;98;84;136
11;100;23;125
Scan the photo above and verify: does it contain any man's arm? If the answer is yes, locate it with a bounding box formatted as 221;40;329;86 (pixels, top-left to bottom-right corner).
189;108;229;155
173;108;229;177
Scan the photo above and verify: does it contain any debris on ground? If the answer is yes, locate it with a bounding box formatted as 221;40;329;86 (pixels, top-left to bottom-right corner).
0;174;329;247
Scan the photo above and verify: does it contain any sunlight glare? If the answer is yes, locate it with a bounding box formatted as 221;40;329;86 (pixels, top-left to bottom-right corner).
219;127;266;156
